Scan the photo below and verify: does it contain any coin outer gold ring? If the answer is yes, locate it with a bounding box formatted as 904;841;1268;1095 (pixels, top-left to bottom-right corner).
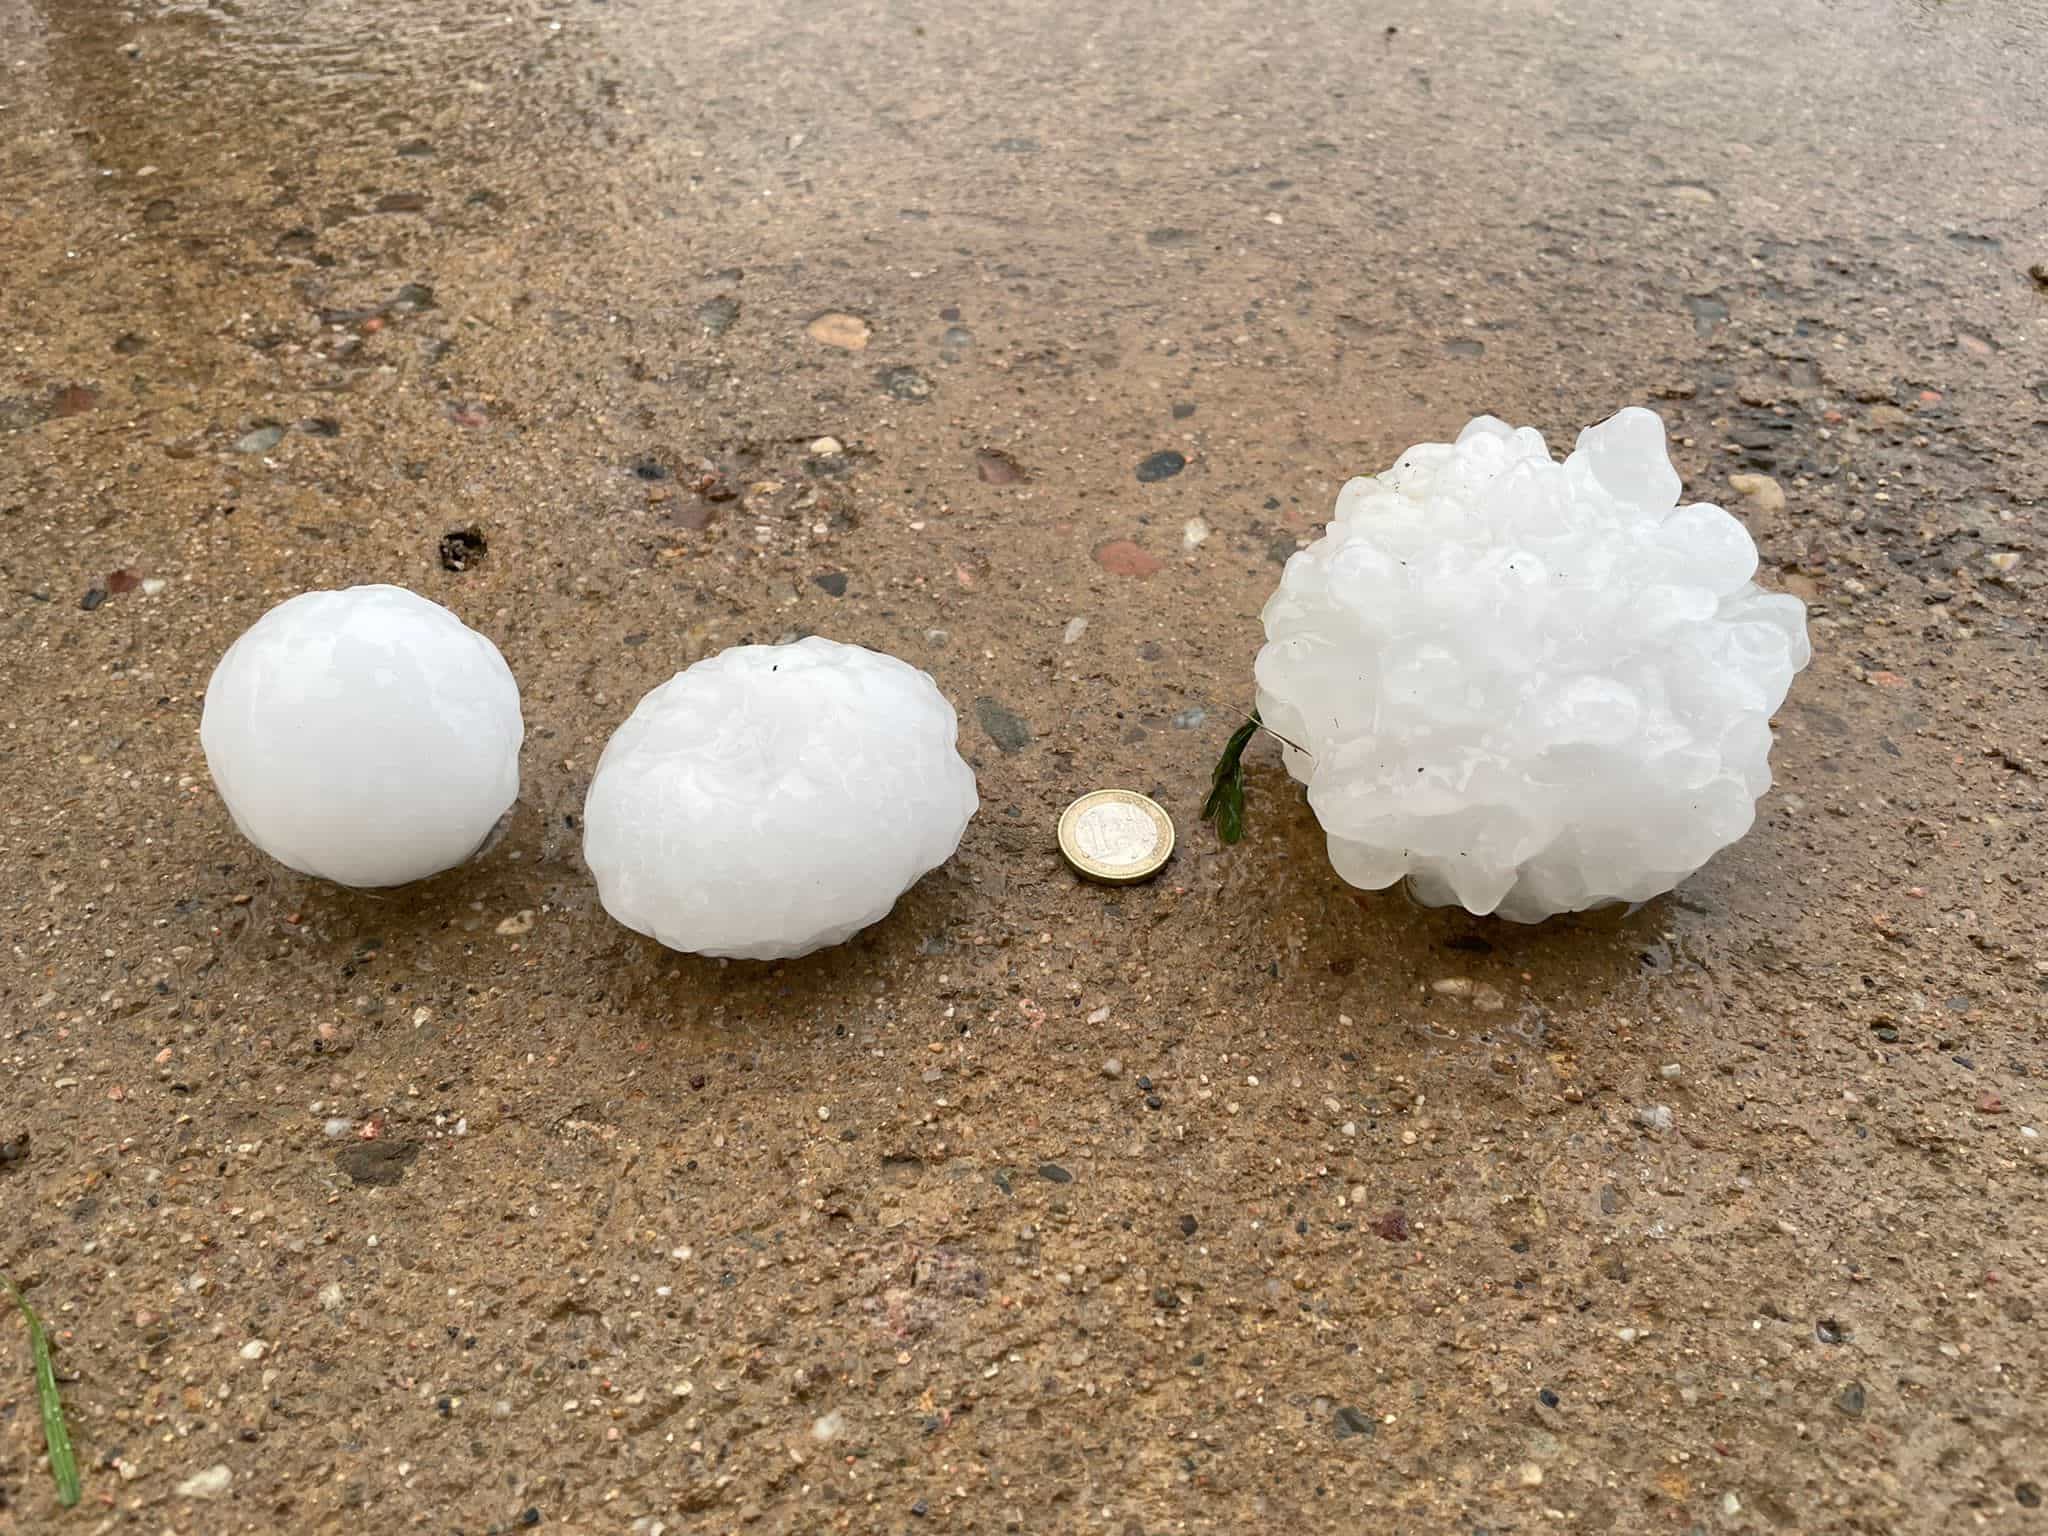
1058;790;1175;885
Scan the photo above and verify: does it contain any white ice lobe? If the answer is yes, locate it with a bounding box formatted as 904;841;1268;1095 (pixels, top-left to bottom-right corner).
582;637;979;960
201;585;523;887
1255;408;1811;921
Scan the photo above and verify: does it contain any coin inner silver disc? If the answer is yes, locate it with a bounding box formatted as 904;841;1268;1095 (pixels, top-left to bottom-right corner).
1071;800;1160;868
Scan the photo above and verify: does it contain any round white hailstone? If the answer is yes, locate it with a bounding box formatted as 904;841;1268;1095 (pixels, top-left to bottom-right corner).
1255;408;1811;922
201;585;523;887
583;637;979;960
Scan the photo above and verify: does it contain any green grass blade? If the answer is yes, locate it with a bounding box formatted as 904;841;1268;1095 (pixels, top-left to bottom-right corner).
1202;712;1261;845
4;1277;80;1508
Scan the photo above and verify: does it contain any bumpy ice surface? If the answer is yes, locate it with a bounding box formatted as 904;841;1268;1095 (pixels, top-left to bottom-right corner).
201;585;523;887
583;638;979;960
1255;408;1811;921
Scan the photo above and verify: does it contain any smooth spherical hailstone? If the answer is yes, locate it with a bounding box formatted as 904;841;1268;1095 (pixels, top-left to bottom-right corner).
201;585;522;887
583;638;979;960
1255;408;1811;922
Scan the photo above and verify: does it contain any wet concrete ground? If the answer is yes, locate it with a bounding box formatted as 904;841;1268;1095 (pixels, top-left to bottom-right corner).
3;0;2047;1530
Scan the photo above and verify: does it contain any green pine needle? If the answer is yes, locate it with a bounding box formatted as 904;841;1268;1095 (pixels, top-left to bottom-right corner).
4;1275;80;1509
1202;711;1263;845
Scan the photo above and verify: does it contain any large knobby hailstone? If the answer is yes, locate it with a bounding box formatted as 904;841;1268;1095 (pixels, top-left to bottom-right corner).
583;638;979;960
201;585;523;887
1255;408;1811;921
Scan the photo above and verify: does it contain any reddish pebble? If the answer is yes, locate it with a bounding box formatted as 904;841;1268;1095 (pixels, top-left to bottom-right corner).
1918;389;1942;405
1373;1208;1411;1242
1868;670;1908;689
1978;1092;2006;1114
1094;539;1164;578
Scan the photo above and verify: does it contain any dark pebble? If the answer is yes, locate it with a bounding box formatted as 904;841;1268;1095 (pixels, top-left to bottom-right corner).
911;1499;929;1517
80;587;107;611
1538;1388;1559;1408
1152;1286;1180;1311
974;697;1032;753
518;1509;542;1528
1178;1214;1197;1236
812;570;849;597
1836;1381;1866;1417
1871;1022;1899;1043
1815;1317;1847;1344
439;526;488;572
1373;1209;1411;1242
1333;1405;1374;1439
1171;402;1196;419
334;1140;420;1187
696;295;740;335
1145;1095;1163;1110
1135;449;1186;483
1686;294;1730;335
877;365;933;402
0;1132;27;1169
1037;1162;1072;1184
2018;1483;2042;1509
391;283;436;312
1267;533;1299;564
632;458;669;481
975;448;1027;485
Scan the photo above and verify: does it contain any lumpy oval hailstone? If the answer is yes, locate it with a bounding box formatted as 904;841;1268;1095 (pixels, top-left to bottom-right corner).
201;585;522;887
583;638;979;960
1256;408;1811;922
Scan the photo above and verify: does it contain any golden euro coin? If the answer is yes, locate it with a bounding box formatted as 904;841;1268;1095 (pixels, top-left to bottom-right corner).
1058;789;1175;885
